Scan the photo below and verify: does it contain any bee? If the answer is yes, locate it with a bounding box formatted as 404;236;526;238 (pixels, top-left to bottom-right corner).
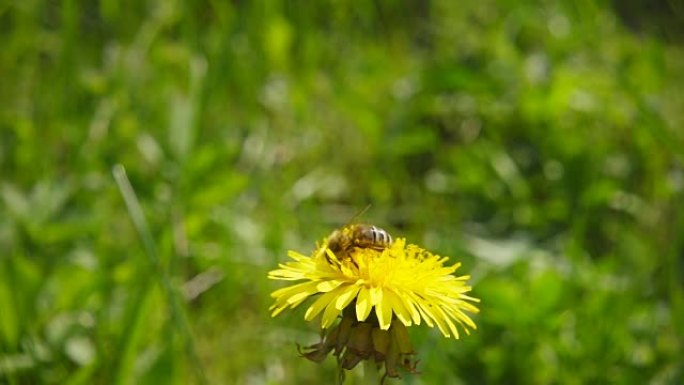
327;224;393;260
321;205;393;264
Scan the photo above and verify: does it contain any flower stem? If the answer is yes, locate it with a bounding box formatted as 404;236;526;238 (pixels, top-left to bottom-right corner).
363;360;381;384
337;357;346;385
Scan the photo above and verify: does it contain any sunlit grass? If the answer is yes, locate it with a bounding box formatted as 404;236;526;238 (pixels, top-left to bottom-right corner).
1;1;683;384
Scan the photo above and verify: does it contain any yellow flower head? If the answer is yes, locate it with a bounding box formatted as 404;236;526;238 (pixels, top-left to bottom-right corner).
269;237;480;339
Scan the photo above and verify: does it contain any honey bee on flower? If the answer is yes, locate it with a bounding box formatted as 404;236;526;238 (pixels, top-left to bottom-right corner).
268;217;480;383
325;223;393;266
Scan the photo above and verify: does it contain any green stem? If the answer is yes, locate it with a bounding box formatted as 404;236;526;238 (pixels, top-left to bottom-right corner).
337;356;347;385
363;360;381;384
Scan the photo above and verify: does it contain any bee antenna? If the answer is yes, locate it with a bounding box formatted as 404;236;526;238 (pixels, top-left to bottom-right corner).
349;204;372;224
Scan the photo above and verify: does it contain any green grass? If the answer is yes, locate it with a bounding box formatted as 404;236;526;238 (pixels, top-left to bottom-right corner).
1;0;683;384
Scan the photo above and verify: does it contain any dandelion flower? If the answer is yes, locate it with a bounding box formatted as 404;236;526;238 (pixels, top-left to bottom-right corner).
269;235;479;381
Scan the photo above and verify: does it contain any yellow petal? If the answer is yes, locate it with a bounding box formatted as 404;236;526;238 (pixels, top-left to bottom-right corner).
304;289;341;321
317;280;343;293
321;299;343;328
267;268;305;280
270;281;319;300
370;286;383;305
385;289;412;326
444;305;478;329
355;287;373;322
401;295;421;325
270;304;287;317
288;293;311;310
434;304;460;339
286;250;310;261
285;290;315;306
334;284;361;311
407;292;433;327
375;291;393;330
420;299;451;338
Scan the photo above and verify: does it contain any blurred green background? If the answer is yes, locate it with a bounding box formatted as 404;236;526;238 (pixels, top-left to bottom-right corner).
1;0;683;384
